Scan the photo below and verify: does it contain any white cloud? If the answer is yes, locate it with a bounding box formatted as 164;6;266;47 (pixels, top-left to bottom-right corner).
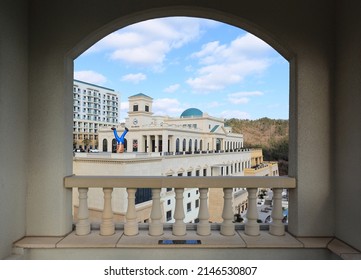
164;84;180;93
227;91;263;104
117;101;130;123
121;73;147;84
205;101;223;108
153;98;184;116
87;17;205;69
74;70;107;85
187;33;272;93
219;110;251;119
120;101;129;110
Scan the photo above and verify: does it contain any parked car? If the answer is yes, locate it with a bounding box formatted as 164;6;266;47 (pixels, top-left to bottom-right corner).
89;149;99;153
73;148;85;153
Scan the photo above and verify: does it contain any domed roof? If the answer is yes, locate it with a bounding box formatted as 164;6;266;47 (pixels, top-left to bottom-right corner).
180;108;203;118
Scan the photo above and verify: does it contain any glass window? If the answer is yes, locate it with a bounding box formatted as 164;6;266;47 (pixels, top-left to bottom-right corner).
166;210;172;221
187;202;191;212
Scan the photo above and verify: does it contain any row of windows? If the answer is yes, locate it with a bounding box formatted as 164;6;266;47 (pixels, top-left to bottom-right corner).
73;122;99;128
73;100;118;107
73;114;117;123
73;87;118;101
220;162;250;175
172;169;207;177
166;199;200;222
73;104;118;112
133;104;150;112
73;134;98;140
174;138;242;153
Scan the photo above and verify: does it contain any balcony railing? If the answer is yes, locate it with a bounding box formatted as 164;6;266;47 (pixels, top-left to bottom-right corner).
64;176;295;237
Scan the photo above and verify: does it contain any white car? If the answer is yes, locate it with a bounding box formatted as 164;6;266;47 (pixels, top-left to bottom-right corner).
89;149;99;153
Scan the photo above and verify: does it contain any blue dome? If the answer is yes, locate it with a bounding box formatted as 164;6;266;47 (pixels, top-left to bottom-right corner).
180;108;203;118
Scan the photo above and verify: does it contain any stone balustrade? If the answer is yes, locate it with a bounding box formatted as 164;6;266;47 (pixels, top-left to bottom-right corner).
64;176;295;238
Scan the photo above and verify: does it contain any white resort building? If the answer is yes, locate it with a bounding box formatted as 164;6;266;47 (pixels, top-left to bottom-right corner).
72;80;121;151
73;93;279;227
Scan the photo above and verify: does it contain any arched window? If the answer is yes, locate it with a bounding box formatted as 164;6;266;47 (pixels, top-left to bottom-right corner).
112;139;117;153
182;139;186;152
189;139;192;153
194;139;198;151
102;139;108;152
124;138;127;151
216;138;221;151
200;140;203;151
176;138;180;153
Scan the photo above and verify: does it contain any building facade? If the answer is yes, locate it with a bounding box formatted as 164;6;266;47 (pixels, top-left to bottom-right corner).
99;93;244;154
73;80;121;150
73;93;279;224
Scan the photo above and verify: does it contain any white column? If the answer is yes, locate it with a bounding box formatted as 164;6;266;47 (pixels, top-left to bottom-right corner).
220;188;235;236
100;188;115;236
124;188;138;236
269;188;285;236
163;133;169;154
76;188;90;235
140;135;145;153
155;135;159;153
197;188;211;236
149;188;163;236
146;135;151;153
173;188;186;236
245;188;260;236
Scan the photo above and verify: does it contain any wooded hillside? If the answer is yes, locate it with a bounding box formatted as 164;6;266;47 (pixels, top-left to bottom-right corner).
225;118;289;175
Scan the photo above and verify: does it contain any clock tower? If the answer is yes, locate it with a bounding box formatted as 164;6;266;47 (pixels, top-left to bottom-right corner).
127;93;153;127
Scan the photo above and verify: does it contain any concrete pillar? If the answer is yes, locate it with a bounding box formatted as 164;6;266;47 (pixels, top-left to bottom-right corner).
149;188;163;236
162;133;168;154
269;189;285;236
197;188;210;236
221;188;235;236
100;188;115;236
76;188;90;236
245;188;260;236
124;188;138;236
173;188;186;236
155;135;159;152
146;135;150;153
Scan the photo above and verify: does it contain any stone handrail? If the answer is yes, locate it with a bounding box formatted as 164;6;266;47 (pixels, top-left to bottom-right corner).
64;175;296;238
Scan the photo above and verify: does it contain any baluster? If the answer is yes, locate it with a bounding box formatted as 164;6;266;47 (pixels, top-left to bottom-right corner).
269;188;285;236
220;188;235;236
76;188;90;235
245;188;260;236
197;188;211;236
100;188;115;236
149;188;163;236
173;188;186;236
124;188;138;236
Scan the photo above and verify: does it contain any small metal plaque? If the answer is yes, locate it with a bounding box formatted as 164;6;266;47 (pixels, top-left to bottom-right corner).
158;240;201;245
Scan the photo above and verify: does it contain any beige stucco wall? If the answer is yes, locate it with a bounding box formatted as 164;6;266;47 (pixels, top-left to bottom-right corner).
25;0;335;240
0;0;28;259
334;1;361;250
3;0;361;258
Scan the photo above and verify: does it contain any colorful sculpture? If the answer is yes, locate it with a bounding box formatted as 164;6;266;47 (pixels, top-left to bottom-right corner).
111;127;128;153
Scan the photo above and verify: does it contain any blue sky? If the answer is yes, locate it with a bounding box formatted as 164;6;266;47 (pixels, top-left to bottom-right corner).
74;17;289;121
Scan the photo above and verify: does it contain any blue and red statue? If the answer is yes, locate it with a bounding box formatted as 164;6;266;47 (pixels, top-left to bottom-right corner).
111;127;128;153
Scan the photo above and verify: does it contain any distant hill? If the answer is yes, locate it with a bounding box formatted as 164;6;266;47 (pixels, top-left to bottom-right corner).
225;117;289;175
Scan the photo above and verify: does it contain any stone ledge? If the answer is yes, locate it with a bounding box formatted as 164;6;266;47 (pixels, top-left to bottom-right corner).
327;238;361;258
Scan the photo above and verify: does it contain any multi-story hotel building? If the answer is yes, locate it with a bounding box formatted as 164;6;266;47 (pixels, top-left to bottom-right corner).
72;80;120;150
73;93;279;224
